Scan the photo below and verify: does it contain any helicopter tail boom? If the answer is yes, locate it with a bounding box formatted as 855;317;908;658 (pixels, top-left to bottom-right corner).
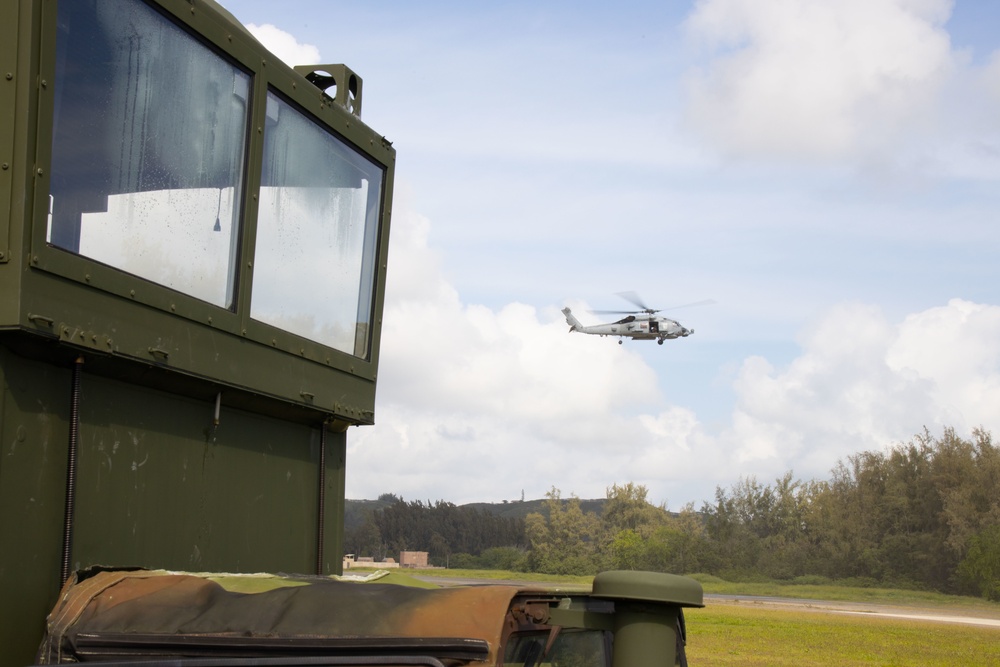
562;307;583;332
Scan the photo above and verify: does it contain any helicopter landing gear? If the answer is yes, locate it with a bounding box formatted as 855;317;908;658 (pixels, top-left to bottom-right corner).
657;339;664;345
618;340;623;345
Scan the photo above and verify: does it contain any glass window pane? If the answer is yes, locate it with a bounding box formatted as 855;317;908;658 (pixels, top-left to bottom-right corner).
252;91;384;359
48;0;249;308
504;630;609;667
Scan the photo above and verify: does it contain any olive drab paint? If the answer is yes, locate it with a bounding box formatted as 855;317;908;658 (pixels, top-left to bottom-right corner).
0;2;395;666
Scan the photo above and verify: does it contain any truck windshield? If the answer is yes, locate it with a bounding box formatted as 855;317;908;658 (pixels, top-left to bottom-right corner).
503;630;609;667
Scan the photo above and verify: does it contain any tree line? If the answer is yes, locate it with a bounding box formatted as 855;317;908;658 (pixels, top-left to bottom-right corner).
344;427;1000;600
344;495;526;565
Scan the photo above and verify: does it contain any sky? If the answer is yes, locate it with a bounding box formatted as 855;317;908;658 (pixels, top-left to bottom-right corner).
219;0;1000;509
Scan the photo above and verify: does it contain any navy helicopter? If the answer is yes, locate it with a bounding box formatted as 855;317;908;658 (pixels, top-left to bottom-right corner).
562;292;712;345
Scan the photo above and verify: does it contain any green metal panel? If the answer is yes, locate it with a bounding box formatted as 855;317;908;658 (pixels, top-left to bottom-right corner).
0;346;350;665
322;429;348;575
17;273;379;426
71;373;326;573
0;347;71;667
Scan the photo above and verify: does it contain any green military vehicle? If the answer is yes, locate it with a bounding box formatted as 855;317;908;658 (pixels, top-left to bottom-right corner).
35;568;701;667
0;2;702;666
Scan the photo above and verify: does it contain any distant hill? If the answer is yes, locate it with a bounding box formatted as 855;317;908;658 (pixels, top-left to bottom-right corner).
344;497;607;532
461;498;607;520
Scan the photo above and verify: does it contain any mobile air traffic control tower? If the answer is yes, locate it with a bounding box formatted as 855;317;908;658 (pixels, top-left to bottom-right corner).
0;1;395;664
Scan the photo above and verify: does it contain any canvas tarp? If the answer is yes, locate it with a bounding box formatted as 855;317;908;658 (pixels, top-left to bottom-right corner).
37;569;523;665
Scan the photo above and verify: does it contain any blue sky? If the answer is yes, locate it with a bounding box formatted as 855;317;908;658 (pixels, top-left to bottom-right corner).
220;0;1000;508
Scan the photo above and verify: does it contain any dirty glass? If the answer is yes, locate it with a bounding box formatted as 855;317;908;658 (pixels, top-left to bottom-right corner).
48;0;249;308
252;90;383;358
503;630;609;667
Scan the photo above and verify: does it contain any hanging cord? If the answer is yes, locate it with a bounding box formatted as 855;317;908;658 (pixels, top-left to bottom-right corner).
61;355;84;585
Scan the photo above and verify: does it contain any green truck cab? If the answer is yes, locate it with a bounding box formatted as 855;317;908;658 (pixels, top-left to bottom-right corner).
1;2;702;666
37;568;702;667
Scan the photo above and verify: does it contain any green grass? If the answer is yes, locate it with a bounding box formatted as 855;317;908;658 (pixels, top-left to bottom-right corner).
686;603;1000;667
383;567;595;586
347;568;1000;664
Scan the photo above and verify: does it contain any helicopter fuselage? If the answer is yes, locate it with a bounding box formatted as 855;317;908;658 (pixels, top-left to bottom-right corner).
562;308;692;344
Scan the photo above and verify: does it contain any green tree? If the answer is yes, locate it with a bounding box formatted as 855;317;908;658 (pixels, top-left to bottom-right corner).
607;529;646;570
525;488;601;575
599;483;672;570
602;483;668;533
958;525;1000;600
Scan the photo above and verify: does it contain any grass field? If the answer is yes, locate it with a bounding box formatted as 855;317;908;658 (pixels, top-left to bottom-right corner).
686;602;1000;667
406;568;1000;664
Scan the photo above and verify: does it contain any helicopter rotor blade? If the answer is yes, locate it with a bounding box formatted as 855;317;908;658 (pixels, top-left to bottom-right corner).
592;294;716;317
661;299;717;311
615;291;653;312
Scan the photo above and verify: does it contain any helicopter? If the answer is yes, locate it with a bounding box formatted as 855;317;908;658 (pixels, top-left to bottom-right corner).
562;292;712;345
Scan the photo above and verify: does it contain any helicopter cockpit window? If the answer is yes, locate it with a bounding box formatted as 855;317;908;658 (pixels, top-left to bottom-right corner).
47;0;249;308
251;90;383;359
503;630;610;667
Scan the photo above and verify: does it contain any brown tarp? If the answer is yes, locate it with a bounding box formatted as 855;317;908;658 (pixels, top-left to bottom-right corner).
37;569;522;664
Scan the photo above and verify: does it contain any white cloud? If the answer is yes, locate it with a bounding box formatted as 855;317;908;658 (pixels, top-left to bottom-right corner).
888;299;1000;429
245;23;322;67
724;299;1000;484
228;6;1000;509
350;187;679;503
681;0;960;164
347;189;1000;507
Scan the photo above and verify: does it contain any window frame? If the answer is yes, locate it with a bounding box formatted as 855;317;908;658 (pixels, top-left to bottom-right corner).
29;0;394;376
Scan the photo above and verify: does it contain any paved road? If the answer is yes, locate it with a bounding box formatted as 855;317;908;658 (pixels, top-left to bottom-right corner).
415;576;1000;629
704;593;1000;628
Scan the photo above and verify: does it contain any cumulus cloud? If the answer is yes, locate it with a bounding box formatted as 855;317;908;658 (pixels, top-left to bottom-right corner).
245;23;322;67
232;9;1000;508
680;0;974;166
349;187;685;504
346;189;1000;507
725;299;1000;484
